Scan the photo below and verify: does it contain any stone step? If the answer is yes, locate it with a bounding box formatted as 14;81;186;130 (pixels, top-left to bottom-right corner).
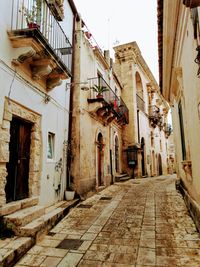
115;173;130;182
0;236;33;267
4;205;45;231
0;197;39;217
16;199;79;239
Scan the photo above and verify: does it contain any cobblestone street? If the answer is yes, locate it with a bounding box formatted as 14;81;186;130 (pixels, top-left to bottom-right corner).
14;175;200;267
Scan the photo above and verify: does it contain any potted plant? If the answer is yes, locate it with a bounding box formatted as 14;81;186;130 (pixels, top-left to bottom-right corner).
91;84;109;98
22;2;40;29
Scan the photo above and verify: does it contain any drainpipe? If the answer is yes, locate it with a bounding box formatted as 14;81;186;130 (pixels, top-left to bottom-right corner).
66;13;79;190
137;109;140;143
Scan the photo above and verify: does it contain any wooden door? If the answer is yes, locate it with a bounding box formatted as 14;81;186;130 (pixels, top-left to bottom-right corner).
6;117;32;202
97;133;103;186
115;136;119;173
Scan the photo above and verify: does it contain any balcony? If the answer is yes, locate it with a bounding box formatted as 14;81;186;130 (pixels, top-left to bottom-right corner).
87;77;129;125
164;123;172;138
8;0;72;90
149;105;161;128
136;94;145;112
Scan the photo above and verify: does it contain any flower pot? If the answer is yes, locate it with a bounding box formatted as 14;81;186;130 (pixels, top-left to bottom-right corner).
96;94;103;99
28;23;40;29
65;190;75;200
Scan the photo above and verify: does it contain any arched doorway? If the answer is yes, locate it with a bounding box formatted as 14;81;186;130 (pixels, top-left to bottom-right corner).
152;150;156;176
97;133;104;186
158;153;163;175
141;137;145;176
114;135;119;173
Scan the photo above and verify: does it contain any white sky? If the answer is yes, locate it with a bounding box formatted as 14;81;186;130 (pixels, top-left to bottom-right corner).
73;0;159;82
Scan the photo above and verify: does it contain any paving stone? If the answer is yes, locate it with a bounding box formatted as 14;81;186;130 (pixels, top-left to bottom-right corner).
57;252;83;267
78;259;103;266
17;254;46;266
136;248;156;266
40;256;62;266
156;255;181;266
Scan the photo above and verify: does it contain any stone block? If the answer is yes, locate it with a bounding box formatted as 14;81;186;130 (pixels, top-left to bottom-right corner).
0;130;10;142
0;142;9;162
2;120;10;130
21;197;39;209
0;202;21;216
3;110;12;121
4;205;45;228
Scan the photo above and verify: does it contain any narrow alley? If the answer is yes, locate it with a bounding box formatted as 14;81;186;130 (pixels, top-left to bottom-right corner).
13;175;200;267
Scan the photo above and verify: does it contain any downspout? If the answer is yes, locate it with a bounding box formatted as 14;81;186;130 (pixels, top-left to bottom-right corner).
137;109;140;143
66;12;78;190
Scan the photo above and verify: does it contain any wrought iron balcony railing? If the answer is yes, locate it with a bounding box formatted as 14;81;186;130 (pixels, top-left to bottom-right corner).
164;123;172;137
10;0;72;76
136;94;145;112
149;105;160;118
87;77;129;124
148;105;162;128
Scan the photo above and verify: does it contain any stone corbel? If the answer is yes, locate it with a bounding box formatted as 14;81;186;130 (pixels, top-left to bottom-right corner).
182;160;192;177
30;58;56;80
183;0;200;8
171;67;183;98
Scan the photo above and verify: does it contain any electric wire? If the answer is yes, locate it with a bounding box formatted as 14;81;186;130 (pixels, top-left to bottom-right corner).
0;59;70;113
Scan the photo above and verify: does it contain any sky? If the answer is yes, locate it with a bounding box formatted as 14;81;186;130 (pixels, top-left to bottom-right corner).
73;0;159;82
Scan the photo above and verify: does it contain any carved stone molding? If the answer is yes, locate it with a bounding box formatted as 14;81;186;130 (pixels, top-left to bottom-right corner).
182;160;193;181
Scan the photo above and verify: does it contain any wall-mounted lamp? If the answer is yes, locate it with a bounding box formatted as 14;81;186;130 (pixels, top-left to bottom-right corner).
126;145;138;167
66;81;90;91
194;45;200;78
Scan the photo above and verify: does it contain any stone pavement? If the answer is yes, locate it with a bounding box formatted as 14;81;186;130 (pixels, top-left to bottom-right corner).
13;175;200;267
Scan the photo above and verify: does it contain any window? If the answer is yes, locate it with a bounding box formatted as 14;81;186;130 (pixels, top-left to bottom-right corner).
47;132;55;159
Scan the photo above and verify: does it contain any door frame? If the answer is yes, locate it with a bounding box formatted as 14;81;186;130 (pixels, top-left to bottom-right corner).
0;98;41;206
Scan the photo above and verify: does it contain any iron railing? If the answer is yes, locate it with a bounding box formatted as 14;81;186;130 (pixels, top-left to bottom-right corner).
164;123;172;137
136;94;145;112
88;77;129;123
11;0;72;73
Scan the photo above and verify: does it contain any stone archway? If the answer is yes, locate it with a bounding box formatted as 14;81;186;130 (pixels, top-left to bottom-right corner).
96;132;104;186
152;150;156;176
0;98;42;206
114;135;120;173
158;153;163;175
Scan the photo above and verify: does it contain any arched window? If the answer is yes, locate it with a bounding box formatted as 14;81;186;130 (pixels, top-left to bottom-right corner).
135;72;143;99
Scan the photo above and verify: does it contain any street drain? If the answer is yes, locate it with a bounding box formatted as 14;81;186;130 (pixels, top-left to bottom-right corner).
77;204;93;208
56;239;83;250
47;232;56;236
100;196;112;200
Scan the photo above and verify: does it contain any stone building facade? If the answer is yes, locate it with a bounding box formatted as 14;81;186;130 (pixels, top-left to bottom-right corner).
114;42;170;179
157;0;200;229
69;22;171;197
0;0;77;209
69;19;129;197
